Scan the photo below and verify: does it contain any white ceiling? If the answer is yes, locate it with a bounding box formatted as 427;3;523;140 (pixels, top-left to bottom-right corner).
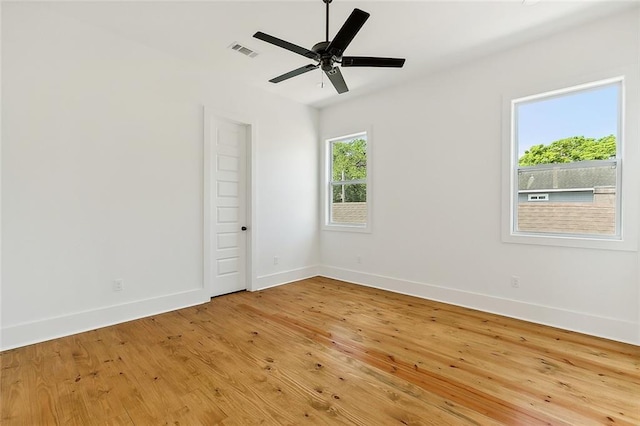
42;1;638;108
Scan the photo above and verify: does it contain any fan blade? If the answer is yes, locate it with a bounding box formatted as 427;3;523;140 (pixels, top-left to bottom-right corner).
325;67;348;94
269;64;319;83
254;31;319;60
342;56;405;68
327;9;370;56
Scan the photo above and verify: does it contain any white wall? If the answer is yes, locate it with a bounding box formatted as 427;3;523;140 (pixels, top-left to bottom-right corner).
319;10;640;345
3;3;638;351
1;4;319;350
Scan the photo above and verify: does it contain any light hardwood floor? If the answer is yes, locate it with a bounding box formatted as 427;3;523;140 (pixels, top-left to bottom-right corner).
1;277;639;425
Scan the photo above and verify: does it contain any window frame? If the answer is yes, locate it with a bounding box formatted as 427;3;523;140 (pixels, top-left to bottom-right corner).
501;73;638;251
322;130;372;233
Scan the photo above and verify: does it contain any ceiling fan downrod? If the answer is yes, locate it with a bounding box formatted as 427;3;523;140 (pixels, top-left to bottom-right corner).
324;0;332;43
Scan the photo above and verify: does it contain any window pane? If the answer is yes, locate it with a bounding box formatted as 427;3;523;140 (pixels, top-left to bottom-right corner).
332;183;366;203
517;84;618;166
331;184;367;224
514;80;620;238
331;137;367;181
517;163;617;235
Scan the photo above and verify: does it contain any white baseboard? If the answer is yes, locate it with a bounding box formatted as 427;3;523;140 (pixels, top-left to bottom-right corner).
4;266;636;350
254;265;320;291
319;266;639;346
1;288;209;351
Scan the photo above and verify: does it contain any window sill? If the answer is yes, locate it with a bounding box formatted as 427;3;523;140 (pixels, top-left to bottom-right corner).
502;231;637;252
322;223;371;234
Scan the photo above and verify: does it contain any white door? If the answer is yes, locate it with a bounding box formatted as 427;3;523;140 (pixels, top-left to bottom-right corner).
209;117;248;297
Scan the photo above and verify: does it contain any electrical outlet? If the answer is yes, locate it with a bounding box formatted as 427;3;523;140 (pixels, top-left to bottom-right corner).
274;256;279;265
113;279;124;292
511;276;520;288
356;255;362;264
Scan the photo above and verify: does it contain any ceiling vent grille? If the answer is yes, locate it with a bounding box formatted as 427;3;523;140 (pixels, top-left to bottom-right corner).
229;42;259;58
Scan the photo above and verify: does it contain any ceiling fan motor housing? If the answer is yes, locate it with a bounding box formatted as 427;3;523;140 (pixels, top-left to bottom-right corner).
312;41;338;71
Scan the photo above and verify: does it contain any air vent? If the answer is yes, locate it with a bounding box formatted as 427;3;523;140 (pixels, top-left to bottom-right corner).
228;42;259;58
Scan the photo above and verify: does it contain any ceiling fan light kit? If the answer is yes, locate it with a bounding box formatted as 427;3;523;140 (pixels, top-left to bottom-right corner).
253;0;406;94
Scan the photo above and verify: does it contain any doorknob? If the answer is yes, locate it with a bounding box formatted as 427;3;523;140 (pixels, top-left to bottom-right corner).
241;226;247;231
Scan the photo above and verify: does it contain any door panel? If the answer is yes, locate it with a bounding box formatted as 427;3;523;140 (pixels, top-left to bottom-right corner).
211;118;248;297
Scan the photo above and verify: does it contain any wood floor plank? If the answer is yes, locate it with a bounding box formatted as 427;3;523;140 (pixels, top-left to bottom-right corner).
204;296;500;425
252;282;639;424
262;278;638;423
2;277;638;425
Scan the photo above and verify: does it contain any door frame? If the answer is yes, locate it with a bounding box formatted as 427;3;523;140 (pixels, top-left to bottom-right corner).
203;106;257;295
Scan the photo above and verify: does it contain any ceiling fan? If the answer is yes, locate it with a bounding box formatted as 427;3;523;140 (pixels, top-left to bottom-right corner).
253;0;406;94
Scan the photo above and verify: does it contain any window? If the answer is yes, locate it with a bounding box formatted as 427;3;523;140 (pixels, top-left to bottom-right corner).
507;77;624;243
324;132;370;231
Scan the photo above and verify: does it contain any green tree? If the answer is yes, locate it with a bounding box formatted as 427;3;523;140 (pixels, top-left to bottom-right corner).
518;135;616;166
332;138;367;202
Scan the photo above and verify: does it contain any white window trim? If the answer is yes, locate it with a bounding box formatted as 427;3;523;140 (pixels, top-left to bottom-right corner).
501;69;639;251
322;129;372;233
